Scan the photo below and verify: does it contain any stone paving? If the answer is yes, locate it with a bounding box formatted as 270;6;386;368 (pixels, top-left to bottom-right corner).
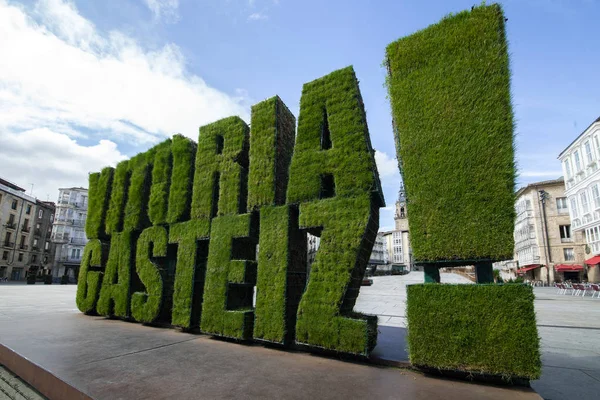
0;365;46;400
355;273;600;400
3;274;599;399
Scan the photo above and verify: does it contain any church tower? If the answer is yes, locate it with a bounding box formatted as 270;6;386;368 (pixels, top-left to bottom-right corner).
395;185;409;231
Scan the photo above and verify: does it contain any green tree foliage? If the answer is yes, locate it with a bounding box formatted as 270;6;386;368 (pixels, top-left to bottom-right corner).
191;117;249;219
406;284;541;380
385;4;515;261
200;213;258;339
131;226;168;323
86;167;113;239
76;239;107;313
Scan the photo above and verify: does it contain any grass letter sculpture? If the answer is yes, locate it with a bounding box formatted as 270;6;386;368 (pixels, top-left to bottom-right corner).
77;66;383;356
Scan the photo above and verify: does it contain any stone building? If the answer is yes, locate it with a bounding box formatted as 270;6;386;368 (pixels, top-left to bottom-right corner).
558;116;600;282
0;177;55;281
513;178;587;283
51;187;88;282
379;186;413;273
29;200;56;278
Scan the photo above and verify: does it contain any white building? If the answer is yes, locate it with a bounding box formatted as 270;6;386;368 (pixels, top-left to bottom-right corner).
51;187;88;281
558;116;600;282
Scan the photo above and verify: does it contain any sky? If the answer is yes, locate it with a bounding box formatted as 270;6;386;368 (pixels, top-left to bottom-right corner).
0;0;598;231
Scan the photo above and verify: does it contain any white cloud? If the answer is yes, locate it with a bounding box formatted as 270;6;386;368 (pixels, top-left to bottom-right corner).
144;0;179;23
248;12;268;21
0;0;250;198
0;128;127;201
374;150;400;180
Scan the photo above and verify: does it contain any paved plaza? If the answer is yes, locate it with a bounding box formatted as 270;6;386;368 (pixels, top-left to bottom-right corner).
2;273;599;399
355;273;600;400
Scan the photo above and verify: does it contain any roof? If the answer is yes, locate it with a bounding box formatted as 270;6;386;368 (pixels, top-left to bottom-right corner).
515;177;565;197
558;116;600;158
0;177;26;192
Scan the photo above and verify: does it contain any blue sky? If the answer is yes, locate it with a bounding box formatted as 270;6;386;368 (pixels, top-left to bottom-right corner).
0;0;598;231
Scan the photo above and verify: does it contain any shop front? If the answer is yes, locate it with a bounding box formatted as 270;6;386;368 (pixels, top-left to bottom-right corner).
585;256;600;283
554;264;584;283
516;264;541;281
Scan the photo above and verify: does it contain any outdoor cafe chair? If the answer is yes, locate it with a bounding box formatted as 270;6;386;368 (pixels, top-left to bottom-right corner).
590;284;600;298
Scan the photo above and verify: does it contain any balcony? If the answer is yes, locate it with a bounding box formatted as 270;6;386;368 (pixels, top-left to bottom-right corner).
69;238;87;245
32;245;40;251
19;244;28;250
51;233;70;242
58;255;82;263
4;222;16;230
3;241;15;248
34;228;42;236
21;226;30;233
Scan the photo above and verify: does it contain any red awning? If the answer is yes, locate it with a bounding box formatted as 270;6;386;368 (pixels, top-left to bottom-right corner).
516;264;540;275
555;264;584;272
585;256;600;265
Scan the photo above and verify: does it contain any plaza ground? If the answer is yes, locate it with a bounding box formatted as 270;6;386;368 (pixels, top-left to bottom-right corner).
1;273;597;399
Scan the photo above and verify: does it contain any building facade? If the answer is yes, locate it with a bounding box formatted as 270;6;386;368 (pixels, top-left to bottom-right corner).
512;178;587;283
0;177;55;281
558;116;600;282
51;187;88;281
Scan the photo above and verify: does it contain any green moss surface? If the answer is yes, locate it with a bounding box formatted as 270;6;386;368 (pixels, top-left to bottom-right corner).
287;66;384;207
86;167;113;239
406;284;541;380
168;134;197;224
385;4;515;261
97;231;133;318
131;226;168;323
191;117;249;219
295;195;379;355
105;160;130;235
148;140;172;226
253;205;306;344
248;96;296;210
200;213;258;340
123;159;152;232
76;239;107;314
169;219;210;328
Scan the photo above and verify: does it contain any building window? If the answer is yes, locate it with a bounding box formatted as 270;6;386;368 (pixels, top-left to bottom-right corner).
7;214;15;225
0;194;2;204
593;185;600;209
18;253;23;262
2;251;8;260
575;150;582;171
570;197;579;218
44;241;49;250
581;191;589;214
585;141;594;164
26;204;31;214
556;197;568;214
31;254;37;263
39;209;43;219
563;248;575;261
559;225;572;242
11;199;17;210
565;160;572;178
